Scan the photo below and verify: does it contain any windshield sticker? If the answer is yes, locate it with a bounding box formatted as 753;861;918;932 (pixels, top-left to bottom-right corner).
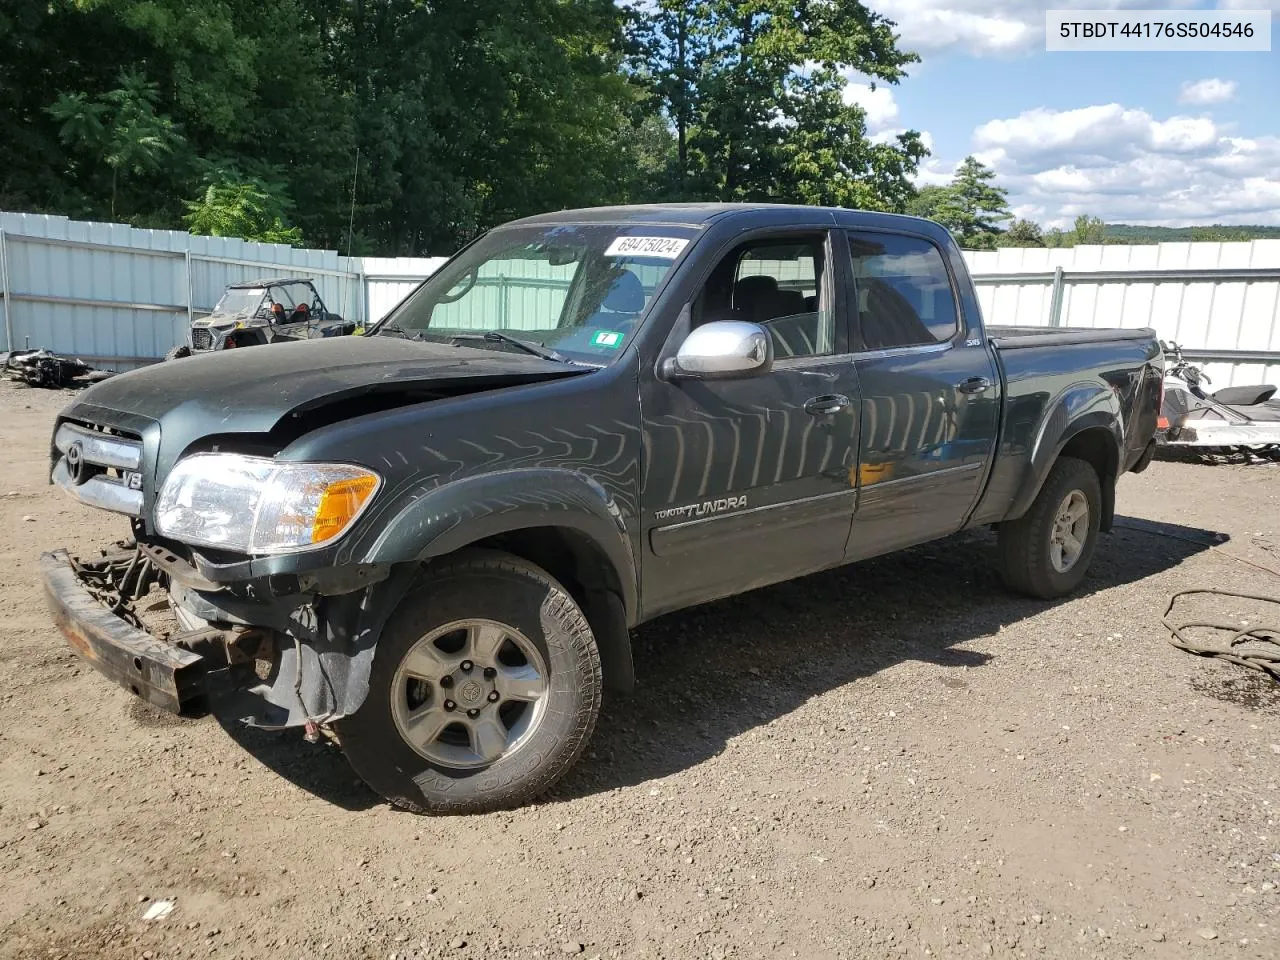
590;330;625;349
604;236;688;259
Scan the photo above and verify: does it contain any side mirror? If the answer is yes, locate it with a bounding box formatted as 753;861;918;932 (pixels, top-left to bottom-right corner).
660;320;773;381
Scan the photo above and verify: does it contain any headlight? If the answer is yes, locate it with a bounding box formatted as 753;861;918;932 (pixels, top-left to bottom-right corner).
154;453;381;554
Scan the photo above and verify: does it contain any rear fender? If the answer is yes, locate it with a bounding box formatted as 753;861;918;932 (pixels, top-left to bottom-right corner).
1006;382;1123;529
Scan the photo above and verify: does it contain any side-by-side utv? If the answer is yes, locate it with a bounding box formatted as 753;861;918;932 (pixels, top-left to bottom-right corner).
166;277;355;360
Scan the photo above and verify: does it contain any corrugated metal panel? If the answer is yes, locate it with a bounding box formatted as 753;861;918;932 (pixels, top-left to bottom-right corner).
0;212;371;369
964;239;1280;387
363;256;445;324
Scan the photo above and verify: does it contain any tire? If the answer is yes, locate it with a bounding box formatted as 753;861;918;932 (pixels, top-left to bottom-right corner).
996;456;1102;600
336;549;602;814
164;344;191;361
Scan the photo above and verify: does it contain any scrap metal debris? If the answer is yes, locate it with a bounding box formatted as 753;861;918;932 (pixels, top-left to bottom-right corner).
0;348;113;389
69;543;157;631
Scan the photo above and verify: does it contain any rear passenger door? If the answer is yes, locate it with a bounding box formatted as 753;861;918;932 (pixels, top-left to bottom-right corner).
844;230;1000;560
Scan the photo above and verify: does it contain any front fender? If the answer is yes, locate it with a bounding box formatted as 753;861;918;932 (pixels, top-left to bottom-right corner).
1006;381;1123;523
356;468;639;619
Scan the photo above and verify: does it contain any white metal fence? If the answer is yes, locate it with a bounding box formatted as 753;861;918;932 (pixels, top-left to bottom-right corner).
3;211;1279;389
966;240;1280;388
0;212;445;369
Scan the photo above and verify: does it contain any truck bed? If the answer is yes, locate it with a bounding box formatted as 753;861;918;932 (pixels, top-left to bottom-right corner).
988;325;1157;350
968;323;1164;528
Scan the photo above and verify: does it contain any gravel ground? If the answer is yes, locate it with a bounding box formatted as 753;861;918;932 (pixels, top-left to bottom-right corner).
1;377;1279;960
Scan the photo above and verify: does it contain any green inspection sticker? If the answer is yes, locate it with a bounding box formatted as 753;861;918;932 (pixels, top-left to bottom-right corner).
590;330;624;349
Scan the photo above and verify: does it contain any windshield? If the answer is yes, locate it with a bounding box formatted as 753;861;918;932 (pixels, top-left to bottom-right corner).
212;288;266;316
374;224;698;364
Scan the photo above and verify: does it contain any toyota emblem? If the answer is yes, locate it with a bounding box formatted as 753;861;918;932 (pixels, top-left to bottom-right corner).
65;441;88;485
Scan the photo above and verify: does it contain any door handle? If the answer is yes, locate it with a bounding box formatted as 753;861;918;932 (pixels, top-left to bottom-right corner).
803;394;851;416
957;376;992;395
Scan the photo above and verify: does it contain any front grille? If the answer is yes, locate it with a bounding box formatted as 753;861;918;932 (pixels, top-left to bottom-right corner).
191;328;213;351
52;420;145;516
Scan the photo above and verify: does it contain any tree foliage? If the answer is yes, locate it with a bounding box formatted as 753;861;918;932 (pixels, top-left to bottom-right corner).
48;71;184;216
634;0;927;209
909;156;1009;249
2;0;929;252
996;218;1043;248
184;164;304;246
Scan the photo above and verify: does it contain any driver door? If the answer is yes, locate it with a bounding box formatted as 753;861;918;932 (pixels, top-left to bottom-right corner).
638;230;861;617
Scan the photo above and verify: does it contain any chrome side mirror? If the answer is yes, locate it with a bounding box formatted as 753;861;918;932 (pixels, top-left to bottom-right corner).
660;320;773;381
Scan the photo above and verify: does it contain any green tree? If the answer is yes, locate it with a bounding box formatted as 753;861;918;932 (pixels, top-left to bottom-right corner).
183;164;304;245
3;0;939;252
7;0;352;235
630;1;712;197
996;218;1044;248
634;0;927;209
316;0;639;253
907;184;964;227
946;156;1010;249
47;70;184;217
1073;214;1106;245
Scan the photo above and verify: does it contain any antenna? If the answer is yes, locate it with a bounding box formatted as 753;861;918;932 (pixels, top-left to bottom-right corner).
346;147;360;258
345;147;360;322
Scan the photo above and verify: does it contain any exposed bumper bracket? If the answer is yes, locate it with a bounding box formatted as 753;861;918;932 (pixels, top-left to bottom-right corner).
40;550;207;714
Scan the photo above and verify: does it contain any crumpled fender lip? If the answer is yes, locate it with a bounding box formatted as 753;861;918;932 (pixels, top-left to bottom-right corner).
40;549;206;715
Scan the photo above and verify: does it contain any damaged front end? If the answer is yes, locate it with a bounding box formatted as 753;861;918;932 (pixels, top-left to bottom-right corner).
41;539;415;730
39;336;589;730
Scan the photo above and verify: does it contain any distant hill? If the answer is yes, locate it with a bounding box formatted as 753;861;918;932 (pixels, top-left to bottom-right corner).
1104;224;1280;243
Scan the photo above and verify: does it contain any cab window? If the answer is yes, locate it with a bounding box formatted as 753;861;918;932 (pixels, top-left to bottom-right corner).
847;233;958;351
694;235;832;359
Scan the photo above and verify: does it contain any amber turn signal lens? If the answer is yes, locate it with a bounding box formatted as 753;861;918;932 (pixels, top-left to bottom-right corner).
311;474;379;543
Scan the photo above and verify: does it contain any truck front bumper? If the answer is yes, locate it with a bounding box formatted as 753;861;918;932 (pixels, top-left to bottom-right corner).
42;543;413;727
41;549;220;715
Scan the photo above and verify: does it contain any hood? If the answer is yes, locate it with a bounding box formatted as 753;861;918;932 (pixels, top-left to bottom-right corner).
65;336;590;466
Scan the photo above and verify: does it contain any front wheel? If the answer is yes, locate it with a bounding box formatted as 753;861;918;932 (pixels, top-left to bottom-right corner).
996;455;1102;599
336;550;602;814
164;344;191;361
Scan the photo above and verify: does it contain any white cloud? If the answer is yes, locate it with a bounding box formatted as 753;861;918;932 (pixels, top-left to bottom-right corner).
867;0;1203;56
1178;78;1238;105
974;104;1218;157
842;82;901;130
946;103;1280;226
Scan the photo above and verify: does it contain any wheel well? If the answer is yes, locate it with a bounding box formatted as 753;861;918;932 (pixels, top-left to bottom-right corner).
459;526;635;693
1058;428;1118;530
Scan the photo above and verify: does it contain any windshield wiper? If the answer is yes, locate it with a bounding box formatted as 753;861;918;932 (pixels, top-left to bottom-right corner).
451;331;572;363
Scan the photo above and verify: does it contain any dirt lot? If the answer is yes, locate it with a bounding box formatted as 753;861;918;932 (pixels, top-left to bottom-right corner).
1;378;1279;960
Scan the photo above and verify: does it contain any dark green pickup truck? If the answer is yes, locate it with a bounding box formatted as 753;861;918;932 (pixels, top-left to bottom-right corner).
41;204;1163;813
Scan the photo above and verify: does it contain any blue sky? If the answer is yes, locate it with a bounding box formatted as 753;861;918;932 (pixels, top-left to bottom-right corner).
844;0;1280;226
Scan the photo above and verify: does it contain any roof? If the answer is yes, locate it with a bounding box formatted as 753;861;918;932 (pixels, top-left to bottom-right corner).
226;276;314;289
506;202;935;231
